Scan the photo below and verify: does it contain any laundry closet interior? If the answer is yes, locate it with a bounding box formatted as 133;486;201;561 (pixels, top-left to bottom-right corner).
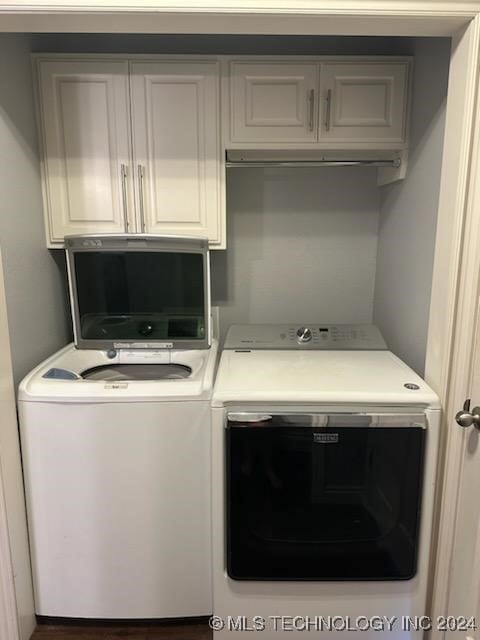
0;33;450;384
0;27;455;638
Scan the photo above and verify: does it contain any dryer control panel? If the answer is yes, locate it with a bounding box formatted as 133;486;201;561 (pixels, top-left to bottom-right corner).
223;324;387;350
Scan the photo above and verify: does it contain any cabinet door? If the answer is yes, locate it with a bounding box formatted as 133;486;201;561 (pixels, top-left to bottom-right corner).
130;61;222;245
229;62;318;143
320;63;409;143
37;60;132;243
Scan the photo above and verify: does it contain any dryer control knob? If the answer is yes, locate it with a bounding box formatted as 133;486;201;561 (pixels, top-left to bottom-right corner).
296;327;313;343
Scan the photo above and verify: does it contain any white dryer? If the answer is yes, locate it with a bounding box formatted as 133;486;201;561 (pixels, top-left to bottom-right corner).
211;324;440;639
18;234;217;619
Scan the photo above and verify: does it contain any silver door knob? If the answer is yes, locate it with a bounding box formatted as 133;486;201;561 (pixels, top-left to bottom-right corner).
455;399;480;429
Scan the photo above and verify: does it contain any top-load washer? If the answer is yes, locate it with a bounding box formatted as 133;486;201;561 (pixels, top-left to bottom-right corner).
211;324;440;639
18;235;218;619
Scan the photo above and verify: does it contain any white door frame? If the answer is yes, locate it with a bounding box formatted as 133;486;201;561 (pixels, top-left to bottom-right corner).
429;19;480;634
0;252;22;640
0;2;475;36
0;474;19;640
0;481;20;640
0;1;479;633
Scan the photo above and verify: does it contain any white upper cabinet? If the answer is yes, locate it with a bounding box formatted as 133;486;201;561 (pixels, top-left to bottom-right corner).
36;55;411;248
37;60;132;242
229;62;318;143
130;62;222;243
320;62;409;143
36;57;224;248
225;58;410;149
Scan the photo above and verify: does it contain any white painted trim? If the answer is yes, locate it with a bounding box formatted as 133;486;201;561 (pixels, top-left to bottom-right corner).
0;251;35;640
0;4;473;36
424;23;480;399
0;2;477;634
429;17;480;633
0;483;19;640
0;0;476;13
0;18;469;37
0;253;21;640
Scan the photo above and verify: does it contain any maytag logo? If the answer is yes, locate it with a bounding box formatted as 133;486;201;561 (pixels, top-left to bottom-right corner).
313;433;339;444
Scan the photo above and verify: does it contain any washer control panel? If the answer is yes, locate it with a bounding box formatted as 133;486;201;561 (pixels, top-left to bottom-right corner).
224;324;387;350
296;327;313;343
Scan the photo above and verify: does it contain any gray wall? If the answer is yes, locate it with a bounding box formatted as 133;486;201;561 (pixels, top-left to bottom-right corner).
211;167;380;339
373;38;450;375
30;34;414;55
0;34;71;385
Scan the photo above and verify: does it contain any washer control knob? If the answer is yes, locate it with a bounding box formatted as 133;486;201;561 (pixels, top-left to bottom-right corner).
296;327;313;343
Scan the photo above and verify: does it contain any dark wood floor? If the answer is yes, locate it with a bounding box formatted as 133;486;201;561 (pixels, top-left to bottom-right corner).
31;620;212;640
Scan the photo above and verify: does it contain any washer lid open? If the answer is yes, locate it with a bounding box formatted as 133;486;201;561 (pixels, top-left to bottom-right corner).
81;363;192;381
65;235;210;351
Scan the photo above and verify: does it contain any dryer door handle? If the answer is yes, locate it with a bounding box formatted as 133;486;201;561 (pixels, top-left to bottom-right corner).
226;412;427;429
228;413;273;424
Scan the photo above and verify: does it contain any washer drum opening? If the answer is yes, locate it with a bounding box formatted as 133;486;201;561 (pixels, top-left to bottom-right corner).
81;364;192;381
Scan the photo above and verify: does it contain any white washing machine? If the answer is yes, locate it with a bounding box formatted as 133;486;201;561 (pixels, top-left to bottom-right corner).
18;234;218;619
211;324;441;639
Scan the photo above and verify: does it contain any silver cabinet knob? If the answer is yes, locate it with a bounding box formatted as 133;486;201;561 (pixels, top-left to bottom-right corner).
296;327;313;343
455;399;480;429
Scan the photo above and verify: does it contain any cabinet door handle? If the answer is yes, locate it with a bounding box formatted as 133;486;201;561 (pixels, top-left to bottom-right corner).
137;164;146;233
325;89;332;132
308;88;315;132
120;164;129;231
